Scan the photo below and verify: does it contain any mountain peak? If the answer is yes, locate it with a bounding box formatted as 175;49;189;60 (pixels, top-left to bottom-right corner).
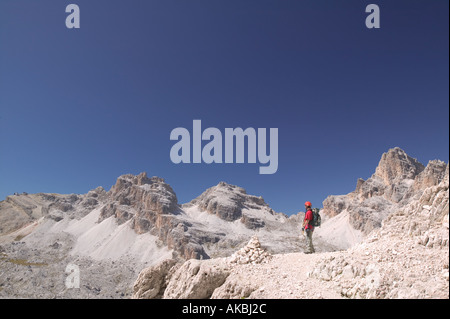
373;147;425;184
215;181;247;194
103;172;179;224
187;182;269;222
322;148;445;247
113;172;166;187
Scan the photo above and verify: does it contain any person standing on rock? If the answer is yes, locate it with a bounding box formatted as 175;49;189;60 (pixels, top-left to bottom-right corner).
302;201;315;254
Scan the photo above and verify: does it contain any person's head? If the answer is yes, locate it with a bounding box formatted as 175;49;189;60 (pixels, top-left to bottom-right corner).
304;201;312;209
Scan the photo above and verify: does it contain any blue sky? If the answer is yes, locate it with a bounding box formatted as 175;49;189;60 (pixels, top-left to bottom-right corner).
0;0;448;215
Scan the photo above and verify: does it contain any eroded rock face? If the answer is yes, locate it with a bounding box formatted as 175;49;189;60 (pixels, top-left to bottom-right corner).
132;259;180;299
240;215;265;229
99;172;209;260
322;148;448;235
312;167;449;299
374;147;425;185
100;172;179;223
163;258;231;299
188;182;247;221
413;160;448;191
186;181;273;225
133;237;271;299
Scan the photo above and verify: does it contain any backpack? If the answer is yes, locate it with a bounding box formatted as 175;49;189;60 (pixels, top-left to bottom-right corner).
311;208;321;227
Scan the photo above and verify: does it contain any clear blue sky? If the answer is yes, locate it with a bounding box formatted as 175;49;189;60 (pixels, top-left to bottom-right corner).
0;0;448;215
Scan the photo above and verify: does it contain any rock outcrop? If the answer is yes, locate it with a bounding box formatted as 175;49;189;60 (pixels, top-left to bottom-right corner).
373;147;425;186
322;148;447;240
188;182;246;221
132;258;180;299
132;236;272;299
97;172;208;260
163;258;231;299
184;181;276;229
311;164;449;298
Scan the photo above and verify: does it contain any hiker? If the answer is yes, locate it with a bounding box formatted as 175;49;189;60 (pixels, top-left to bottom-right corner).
302;201;315;254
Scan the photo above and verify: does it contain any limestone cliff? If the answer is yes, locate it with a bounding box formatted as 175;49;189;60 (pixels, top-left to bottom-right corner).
322;147;447;238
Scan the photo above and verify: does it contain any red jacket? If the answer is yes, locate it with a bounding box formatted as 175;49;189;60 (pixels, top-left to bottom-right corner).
304;208;314;231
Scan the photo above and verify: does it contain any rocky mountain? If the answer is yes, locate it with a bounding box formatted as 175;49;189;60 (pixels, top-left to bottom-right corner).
133;159;449;299
318;147;448;249
0;172;336;298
